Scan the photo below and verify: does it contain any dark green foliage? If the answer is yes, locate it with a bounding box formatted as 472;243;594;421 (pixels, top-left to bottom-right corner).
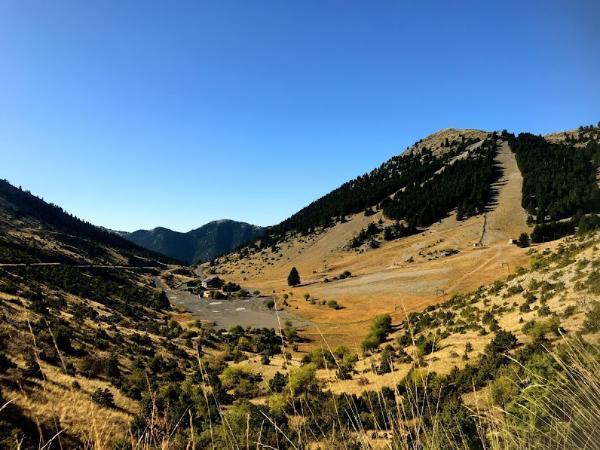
222;281;241;292
517;232;530;248
383;138;499;225
383;221;417;241
23;352;43;379
221;326;284;356
105;353;121;379
287;267;300;286
264;299;275;310
9;265;169;317
507;133;599;221
488;329;518;354
268;371;287;393
350;222;381;248
362;314;392;353
577;214;600;234
0;178;174;264
125;220;264;264
153;290;170;310
0;353;15;373
335;350;358;380
53;325;73;353
91;388;115;408
583;301;600;333
415;334;439;355
377;345;394;374
531;220;576;243
79;355;105;378
327;299;342;309
262;136;483;239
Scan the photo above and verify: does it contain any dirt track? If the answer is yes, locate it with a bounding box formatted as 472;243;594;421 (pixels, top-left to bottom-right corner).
481;141;529;246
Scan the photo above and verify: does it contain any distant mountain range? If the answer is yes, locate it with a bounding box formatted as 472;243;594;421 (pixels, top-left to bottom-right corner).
120;220;264;264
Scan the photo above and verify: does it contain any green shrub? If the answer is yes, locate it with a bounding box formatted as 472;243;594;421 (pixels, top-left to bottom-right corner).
91;388;115;408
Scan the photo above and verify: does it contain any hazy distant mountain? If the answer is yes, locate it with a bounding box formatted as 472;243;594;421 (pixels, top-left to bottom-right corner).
122;220;264;264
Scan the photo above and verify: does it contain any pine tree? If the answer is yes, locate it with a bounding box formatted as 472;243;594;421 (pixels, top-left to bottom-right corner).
287;267;300;286
517;233;530;248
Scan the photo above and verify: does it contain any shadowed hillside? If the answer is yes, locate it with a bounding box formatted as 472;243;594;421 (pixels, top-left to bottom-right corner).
122;220;264;264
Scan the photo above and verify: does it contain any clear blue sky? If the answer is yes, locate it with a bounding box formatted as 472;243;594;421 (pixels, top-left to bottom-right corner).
1;1;599;232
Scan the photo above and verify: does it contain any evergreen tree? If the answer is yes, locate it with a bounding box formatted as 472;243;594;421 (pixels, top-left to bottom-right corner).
517;233;530;248
287;267;300;286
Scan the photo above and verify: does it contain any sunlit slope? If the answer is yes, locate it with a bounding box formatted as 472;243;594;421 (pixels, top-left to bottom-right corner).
211;130;531;349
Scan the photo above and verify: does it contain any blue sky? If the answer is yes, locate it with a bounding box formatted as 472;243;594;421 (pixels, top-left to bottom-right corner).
1;1;599;232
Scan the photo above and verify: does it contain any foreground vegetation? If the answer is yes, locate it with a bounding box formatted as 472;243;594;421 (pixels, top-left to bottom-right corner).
2;224;599;448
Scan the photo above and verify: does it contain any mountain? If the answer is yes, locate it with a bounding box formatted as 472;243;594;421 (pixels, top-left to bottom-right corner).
0;124;599;449
0;179;177;266
0;178;187;447
0;128;600;450
212;125;600;348
122;220;264;264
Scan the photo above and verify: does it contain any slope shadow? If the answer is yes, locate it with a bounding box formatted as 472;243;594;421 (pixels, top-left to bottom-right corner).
483;159;505;213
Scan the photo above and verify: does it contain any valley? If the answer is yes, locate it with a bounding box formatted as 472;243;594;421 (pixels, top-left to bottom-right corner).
2;2;599;447
0;124;599;449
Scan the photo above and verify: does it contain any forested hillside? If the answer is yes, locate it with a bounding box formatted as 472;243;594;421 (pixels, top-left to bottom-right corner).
506;131;599;221
241;125;600;252
268;130;489;239
0;179;174;265
382;136;499;225
124;220;264;264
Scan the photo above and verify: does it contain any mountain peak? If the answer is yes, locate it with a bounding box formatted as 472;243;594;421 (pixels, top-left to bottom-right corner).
405;128;488;157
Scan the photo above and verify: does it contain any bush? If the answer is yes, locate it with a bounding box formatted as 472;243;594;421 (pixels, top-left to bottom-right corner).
522;318;562;339
268;372;287;393
221;366;260;398
0;353;15;373
583;301;600;333
327;300;342;310
516;232;530;248
288;364;318;395
223;282;241;292
91;388;115;408
79;355;104;378
361;314;392;353
489;375;519;406
264;299;275;310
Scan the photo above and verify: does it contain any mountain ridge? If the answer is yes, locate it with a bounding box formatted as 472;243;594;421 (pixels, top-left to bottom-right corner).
0;178;177;265
122;219;264;264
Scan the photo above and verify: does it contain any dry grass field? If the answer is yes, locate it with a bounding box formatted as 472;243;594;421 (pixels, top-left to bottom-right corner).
206;231;600;400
